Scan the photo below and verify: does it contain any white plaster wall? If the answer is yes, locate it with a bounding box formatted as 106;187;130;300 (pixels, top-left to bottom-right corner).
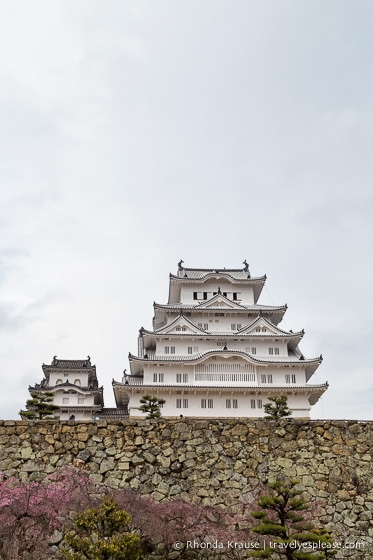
141;363;308;388
154;337;288;357
128;391;310;418
49;372;89;388
180;283;254;305
53;389;95;406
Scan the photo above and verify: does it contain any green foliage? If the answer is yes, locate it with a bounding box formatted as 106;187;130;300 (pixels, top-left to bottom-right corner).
139;394;166;418
249;479;336;559
263;396;292;420
19;391;60;420
62;498;142;560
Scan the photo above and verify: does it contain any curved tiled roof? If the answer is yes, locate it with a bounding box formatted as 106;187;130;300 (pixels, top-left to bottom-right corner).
141;326;303;344
129;349;322;368
43;356;94;369
113;381;328;392
154;302;287;313
171;270;266;281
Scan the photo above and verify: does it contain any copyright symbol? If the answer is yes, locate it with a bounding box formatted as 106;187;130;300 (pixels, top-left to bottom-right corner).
174;541;182;550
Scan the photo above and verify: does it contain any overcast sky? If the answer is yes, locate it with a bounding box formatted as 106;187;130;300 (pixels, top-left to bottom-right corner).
1;1;372;420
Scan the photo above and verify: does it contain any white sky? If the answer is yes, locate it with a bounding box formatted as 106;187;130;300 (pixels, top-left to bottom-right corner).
0;1;372;420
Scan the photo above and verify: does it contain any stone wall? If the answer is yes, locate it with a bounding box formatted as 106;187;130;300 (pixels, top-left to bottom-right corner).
0;418;372;557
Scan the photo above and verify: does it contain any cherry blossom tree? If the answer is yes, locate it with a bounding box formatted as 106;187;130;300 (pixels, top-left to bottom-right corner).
0;467;99;559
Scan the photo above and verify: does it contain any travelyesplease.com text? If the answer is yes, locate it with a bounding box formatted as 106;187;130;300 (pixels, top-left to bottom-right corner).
173;539;365;552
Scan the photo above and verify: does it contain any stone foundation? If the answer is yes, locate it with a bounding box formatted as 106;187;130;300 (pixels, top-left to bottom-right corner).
0;418;372;557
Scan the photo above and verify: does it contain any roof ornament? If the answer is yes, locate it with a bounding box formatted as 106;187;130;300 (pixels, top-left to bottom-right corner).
178;260;184;271
243;260;251;278
218;287;221;294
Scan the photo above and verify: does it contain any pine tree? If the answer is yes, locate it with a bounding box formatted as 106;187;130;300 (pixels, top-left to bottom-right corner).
62;498;142;560
139;395;166;418
249;479;337;559
263;396;292;420
19;392;60;420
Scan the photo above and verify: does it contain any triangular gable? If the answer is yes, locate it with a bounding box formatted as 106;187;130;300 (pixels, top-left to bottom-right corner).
195;350;258;369
239;316;290;336
196;294;244;310
155;314;206;335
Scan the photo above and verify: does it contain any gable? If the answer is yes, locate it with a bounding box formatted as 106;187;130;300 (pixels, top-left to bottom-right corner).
240;317;283;336
156;315;205;335
197;294;243;310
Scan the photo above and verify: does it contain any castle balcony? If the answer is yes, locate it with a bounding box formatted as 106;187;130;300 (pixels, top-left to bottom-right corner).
194;363;257;386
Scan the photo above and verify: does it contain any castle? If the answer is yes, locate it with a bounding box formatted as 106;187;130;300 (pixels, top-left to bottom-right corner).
25;261;327;420
112;261;327;418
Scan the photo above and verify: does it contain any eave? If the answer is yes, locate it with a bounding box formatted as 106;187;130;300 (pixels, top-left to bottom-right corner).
153;302;287;327
112;382;328;407
128;350;322;378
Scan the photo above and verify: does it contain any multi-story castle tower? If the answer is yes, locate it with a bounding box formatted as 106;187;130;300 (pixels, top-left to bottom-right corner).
27;356;104;421
113;261;327;418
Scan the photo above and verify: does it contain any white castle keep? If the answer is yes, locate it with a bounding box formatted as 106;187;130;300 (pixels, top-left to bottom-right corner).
112;261;328;418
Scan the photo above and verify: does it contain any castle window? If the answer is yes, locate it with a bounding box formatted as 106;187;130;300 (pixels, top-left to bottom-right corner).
193;292;198;300
251;348;257;354
274;348;279;355
203;292;208;299
269;348;274;355
233;292;237;300
208;399;214;408
285;374;290;383
201;399;206;408
231;324;236;331
261;374;266;383
292;374;296;383
183;374;188;383
204;324;208;330
176;374;182;383
267;374;273;383
233;399;238;408
176;398;188;408
250;399;256;408
257;399;263;409
226;399;231;408
188;347;193;354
